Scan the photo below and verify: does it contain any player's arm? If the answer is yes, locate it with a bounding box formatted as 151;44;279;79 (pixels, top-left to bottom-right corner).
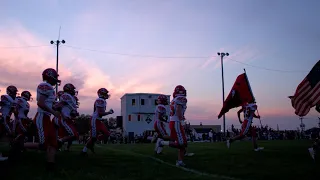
157;107;167;121
13;101;20;116
176;104;184;121
96;106;112;117
253;112;260;119
237;108;243;124
38;94;59;117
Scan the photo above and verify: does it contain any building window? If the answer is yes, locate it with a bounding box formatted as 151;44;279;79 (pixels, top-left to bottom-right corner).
141;99;145;105
154;99;158;105
137;114;141;121
128;115;131;121
132;99;136;106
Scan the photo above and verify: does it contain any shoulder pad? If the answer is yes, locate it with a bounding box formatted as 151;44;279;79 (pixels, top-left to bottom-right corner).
176;97;187;105
60;94;72;102
95;99;106;107
157;106;166;113
37;84;53;95
17;98;24;105
1;95;8;101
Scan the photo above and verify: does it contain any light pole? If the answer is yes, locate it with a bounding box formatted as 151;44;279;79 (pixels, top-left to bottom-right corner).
217;52;229;136
50;40;65;94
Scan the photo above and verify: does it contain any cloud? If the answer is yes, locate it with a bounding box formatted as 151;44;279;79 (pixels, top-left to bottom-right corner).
0;22;198;118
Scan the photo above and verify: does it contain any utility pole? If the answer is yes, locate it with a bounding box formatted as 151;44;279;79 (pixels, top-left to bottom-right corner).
217;52;229;136
50;40;65;94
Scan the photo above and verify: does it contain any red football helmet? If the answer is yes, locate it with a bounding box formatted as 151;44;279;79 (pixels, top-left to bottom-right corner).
63;83;77;96
6;85;18;99
42;68;61;86
173;85;186;98
97;88;110;99
157;95;168;105
21;91;32;101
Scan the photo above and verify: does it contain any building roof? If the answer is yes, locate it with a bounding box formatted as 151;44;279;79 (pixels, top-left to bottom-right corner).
120;93;170;99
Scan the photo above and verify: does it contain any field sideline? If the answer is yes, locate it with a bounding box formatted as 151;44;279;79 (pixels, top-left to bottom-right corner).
0;140;319;180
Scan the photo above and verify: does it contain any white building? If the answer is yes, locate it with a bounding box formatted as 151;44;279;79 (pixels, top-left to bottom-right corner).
120;93;170;137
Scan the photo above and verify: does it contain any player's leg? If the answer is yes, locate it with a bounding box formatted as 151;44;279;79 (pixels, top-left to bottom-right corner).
23;113;42;150
175;122;188;166
46;119;58;171
250;126;263;151
98;121;110;143
82;118;97;155
227;120;249;148
155;122;168;154
59;120;78;146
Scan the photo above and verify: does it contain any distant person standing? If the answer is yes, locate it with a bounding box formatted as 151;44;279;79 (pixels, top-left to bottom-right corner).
209;130;213;142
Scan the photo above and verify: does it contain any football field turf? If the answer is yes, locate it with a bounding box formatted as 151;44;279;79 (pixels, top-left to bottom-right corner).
0;140;319;180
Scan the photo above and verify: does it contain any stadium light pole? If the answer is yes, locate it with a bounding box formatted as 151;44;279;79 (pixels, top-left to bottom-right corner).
217;52;229;136
50;40;65;94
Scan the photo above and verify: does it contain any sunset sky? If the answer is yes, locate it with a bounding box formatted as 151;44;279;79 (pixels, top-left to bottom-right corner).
1;0;319;130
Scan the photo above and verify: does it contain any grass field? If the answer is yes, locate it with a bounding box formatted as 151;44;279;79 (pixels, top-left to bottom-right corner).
0;140;319;180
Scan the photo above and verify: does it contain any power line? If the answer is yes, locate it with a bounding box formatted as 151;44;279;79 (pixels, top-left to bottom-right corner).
62;45;212;59
225;57;309;73
0;43;310;73
63;45;309;73
0;45;50;49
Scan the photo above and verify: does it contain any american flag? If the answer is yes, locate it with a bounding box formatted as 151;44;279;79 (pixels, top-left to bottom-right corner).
289;60;320;116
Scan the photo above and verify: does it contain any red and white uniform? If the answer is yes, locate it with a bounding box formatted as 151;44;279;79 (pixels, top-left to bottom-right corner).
0;94;16;134
13;97;30;133
59;93;78;138
153;104;168;138
90;98;110;138
35;82;57;148
240;103;257;137
169;96;187;146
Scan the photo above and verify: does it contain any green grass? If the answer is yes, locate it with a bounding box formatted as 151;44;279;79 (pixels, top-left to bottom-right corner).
0;140;319;180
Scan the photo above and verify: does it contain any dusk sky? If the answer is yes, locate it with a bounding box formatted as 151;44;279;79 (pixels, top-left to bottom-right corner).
1;0;319;130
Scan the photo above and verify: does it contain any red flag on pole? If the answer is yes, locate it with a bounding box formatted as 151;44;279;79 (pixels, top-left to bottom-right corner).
218;71;255;119
289;60;320;116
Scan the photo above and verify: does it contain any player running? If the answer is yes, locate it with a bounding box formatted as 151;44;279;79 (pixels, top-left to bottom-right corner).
156;85;189;166
21;68;61;171
54;83;79;150
226;102;264;151
0;86;19;138
153;95;170;154
12;91;33;150
81;88;113;156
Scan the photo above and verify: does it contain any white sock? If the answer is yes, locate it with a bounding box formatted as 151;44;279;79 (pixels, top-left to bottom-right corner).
82;147;87;152
161;141;169;146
